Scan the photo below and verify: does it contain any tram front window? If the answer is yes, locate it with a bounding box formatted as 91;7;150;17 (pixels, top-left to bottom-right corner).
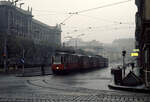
54;56;61;64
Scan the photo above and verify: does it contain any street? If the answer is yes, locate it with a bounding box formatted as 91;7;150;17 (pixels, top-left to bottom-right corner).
0;0;149;101
0;63;149;102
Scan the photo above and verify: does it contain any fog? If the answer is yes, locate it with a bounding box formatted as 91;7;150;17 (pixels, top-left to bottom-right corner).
21;0;137;43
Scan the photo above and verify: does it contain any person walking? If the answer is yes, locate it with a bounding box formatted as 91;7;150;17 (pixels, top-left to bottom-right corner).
131;62;135;72
41;64;45;75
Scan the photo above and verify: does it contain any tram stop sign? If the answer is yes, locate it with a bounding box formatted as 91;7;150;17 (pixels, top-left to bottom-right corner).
20;58;25;64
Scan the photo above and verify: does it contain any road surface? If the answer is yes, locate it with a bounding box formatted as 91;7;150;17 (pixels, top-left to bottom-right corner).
0;63;149;102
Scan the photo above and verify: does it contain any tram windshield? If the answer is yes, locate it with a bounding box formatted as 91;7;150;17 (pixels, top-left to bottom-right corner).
53;55;61;64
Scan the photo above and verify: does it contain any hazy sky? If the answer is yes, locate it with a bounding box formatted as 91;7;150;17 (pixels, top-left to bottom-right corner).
21;0;137;43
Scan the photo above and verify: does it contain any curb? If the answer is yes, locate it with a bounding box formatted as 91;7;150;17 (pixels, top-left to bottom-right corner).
108;83;150;94
16;73;53;77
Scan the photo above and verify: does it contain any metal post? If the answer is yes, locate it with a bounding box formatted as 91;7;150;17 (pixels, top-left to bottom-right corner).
123;55;125;77
3;36;7;72
122;50;126;78
22;48;25;74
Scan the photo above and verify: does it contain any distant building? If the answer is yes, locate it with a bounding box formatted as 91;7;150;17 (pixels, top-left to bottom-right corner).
135;0;150;87
65;39;103;55
103;38;135;63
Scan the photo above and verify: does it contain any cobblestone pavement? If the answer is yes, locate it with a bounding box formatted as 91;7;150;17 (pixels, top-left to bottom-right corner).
0;92;150;102
0;76;149;102
0;64;150;102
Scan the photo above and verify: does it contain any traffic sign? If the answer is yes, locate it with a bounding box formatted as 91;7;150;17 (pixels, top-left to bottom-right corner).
133;49;139;52
131;53;139;56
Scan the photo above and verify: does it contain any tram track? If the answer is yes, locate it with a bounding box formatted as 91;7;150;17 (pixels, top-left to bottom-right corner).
27;78;144;96
26;79;90;95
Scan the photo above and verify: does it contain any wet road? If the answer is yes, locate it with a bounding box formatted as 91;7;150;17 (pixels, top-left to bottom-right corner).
0;63;150;102
49;67;112;90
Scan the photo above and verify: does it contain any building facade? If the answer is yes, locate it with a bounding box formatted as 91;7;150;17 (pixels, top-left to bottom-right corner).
0;1;61;46
135;0;150;87
0;1;61;67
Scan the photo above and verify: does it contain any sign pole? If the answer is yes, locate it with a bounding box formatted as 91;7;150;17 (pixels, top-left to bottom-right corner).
122;50;126;78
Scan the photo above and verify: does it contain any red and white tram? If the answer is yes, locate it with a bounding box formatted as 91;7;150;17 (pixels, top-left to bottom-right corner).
51;52;108;74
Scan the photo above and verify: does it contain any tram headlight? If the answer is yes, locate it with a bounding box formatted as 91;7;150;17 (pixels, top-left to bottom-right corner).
56;66;59;69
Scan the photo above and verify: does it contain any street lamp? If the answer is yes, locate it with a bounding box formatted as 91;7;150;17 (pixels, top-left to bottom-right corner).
122;50;126;78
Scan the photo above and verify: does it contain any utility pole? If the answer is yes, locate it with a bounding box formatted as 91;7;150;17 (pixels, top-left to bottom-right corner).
22;48;25;74
3;35;7;73
4;5;11;73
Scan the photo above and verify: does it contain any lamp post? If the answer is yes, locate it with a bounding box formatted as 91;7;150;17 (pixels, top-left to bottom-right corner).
22;48;25;74
122;50;126;78
3;35;7;72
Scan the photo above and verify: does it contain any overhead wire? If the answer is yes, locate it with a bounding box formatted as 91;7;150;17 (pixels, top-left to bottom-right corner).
60;15;74;25
63;24;135;36
33;0;133;26
77;14;134;25
60;0;132;26
33;9;68;14
76;0;132;13
32;0;134;32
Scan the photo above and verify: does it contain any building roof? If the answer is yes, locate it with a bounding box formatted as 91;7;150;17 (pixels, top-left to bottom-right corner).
32;19;58;30
0;1;32;16
0;1;61;31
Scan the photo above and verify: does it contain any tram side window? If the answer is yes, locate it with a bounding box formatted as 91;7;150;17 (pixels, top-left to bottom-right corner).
72;56;74;63
61;56;63;64
74;56;76;63
64;56;66;64
66;56;68;64
71;56;72;64
70;56;72;64
67;55;69;64
73;56;74;63
69;56;71;64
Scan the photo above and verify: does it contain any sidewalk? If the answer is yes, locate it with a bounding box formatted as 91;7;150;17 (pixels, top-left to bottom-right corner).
108;66;150;93
0;66;53;77
108;81;150;93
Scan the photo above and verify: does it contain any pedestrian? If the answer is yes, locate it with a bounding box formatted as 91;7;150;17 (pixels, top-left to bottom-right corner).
117;66;120;69
41;64;45;75
131;62;135;72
